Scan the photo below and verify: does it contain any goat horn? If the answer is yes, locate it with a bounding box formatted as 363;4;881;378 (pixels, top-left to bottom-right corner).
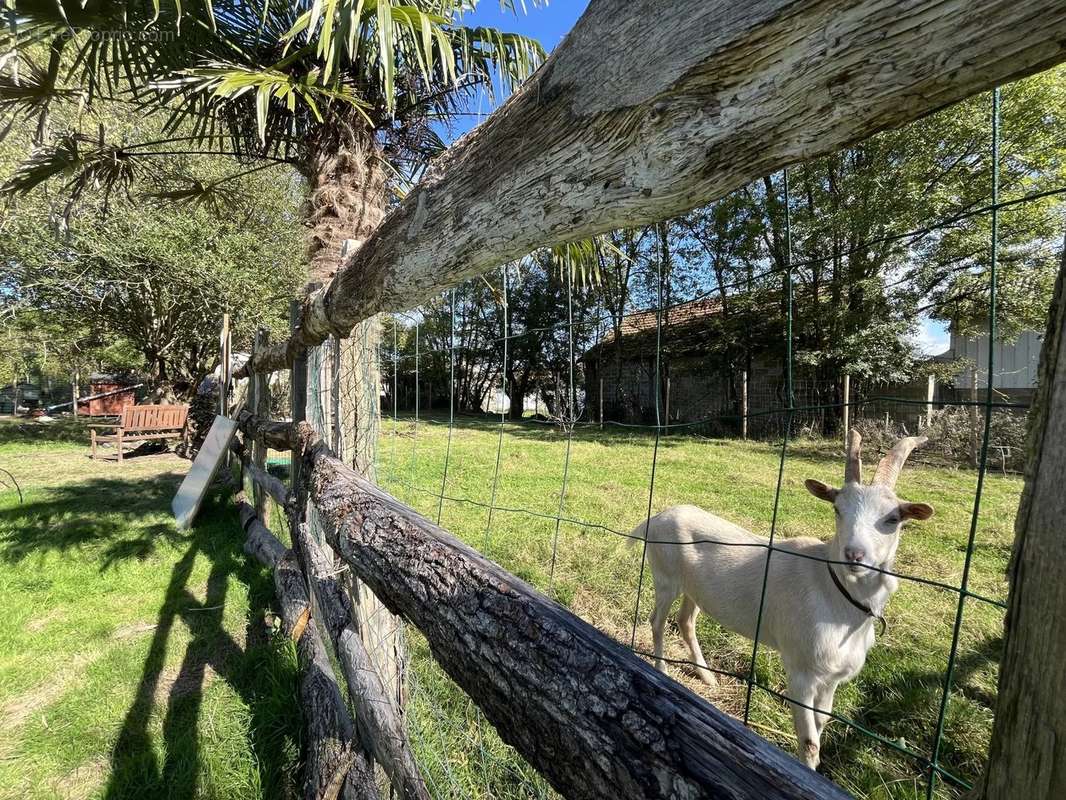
873;436;929;487
845;429;862;484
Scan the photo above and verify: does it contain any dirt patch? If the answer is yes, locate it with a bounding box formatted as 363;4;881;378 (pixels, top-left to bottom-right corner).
25;608;63;633
110;621;158;640
0;652;98;759
51;757;108;800
152;661;223;707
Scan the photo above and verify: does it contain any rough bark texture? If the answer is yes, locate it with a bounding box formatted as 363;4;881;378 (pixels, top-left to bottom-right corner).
243;0;1066;375
274;551;312;644
238;504;379;800
251;329;272;517
980;241;1066;799
295;522;429;800
305;119;388;288
176;385;219;457
300;436;849;800
236;409;299;451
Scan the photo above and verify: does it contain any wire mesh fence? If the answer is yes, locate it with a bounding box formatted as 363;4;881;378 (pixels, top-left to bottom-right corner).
317;84;1066;798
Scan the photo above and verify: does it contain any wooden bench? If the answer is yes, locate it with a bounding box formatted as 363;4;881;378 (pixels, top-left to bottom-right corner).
90;404;190;461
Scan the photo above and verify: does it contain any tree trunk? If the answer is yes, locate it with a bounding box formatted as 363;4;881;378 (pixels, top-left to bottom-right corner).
979;239;1066;799
306;117;388;288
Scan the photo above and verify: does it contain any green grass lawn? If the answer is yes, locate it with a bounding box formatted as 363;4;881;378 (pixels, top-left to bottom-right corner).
0;417;301;800
0;413;1019;800
379;413;1019;800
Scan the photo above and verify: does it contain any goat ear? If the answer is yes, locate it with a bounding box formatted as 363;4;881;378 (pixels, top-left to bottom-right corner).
900;502;934;521
805;479;838;503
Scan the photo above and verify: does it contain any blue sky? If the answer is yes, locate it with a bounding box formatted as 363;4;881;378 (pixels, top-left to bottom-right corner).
437;2;589;139
445;1;951;356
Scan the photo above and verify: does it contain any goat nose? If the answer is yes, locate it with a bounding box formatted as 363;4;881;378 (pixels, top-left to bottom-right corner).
844;547;866;564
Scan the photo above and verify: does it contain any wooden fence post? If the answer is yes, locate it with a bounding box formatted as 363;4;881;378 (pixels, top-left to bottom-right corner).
742;370;749;440
290;300;309;512
329;239;409;780
842;373;851;442
925;374;936;429
980;240;1066;798
970;366;981;467
219;313;231;418
251;328;270;518
664;376;671;426
599;375;604;429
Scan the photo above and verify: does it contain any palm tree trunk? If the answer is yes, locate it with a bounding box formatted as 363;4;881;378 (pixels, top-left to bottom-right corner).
306;119;388;288
303;116;407;788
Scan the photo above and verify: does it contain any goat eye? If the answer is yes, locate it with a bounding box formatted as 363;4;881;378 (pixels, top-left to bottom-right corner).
886;516;900;526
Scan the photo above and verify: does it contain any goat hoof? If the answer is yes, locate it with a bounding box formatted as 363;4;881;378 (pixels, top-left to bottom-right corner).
697;668;717;687
801;740;820;770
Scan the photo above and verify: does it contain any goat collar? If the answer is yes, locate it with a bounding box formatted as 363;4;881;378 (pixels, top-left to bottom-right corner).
827;562;887;636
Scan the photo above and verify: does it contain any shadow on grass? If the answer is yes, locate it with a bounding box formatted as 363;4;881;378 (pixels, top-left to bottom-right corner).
0;472;185;568
100;489;301;800
0;469;300;799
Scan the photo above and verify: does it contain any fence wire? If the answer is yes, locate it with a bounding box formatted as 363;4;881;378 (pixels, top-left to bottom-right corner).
353;86;1059;798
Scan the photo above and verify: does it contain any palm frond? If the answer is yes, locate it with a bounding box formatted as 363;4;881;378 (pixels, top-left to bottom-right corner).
143;176;241;210
0;48;82;142
547;236;624;288
1;132;143;210
283;0;545;115
155;59;372;142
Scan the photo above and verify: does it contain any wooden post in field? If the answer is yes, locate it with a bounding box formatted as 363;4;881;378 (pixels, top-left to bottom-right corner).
970;366;981;467
72;370;79;417
980;240;1066;799
330;241;408;776
599;376;604;429
330;337;342;454
742;370;749;440
251;328;270;518
925;374;936;429
219;313;231;418
290;300;309;504
842;374;851;443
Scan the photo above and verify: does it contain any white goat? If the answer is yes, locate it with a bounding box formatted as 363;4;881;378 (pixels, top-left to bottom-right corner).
638;430;933;769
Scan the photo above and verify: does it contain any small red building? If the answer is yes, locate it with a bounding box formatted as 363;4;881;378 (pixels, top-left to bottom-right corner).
79;374;138;416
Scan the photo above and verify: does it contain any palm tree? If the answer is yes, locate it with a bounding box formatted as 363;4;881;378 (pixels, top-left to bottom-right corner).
2;0;546;286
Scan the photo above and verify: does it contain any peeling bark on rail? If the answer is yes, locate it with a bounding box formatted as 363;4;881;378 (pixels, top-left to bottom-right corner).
980;240;1066;799
235;409;299;451
245;0;1066;374
301;437;851;800
237;500;379;800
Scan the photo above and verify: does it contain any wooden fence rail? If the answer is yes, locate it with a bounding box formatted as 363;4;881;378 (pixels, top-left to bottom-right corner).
240;0;1066;377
